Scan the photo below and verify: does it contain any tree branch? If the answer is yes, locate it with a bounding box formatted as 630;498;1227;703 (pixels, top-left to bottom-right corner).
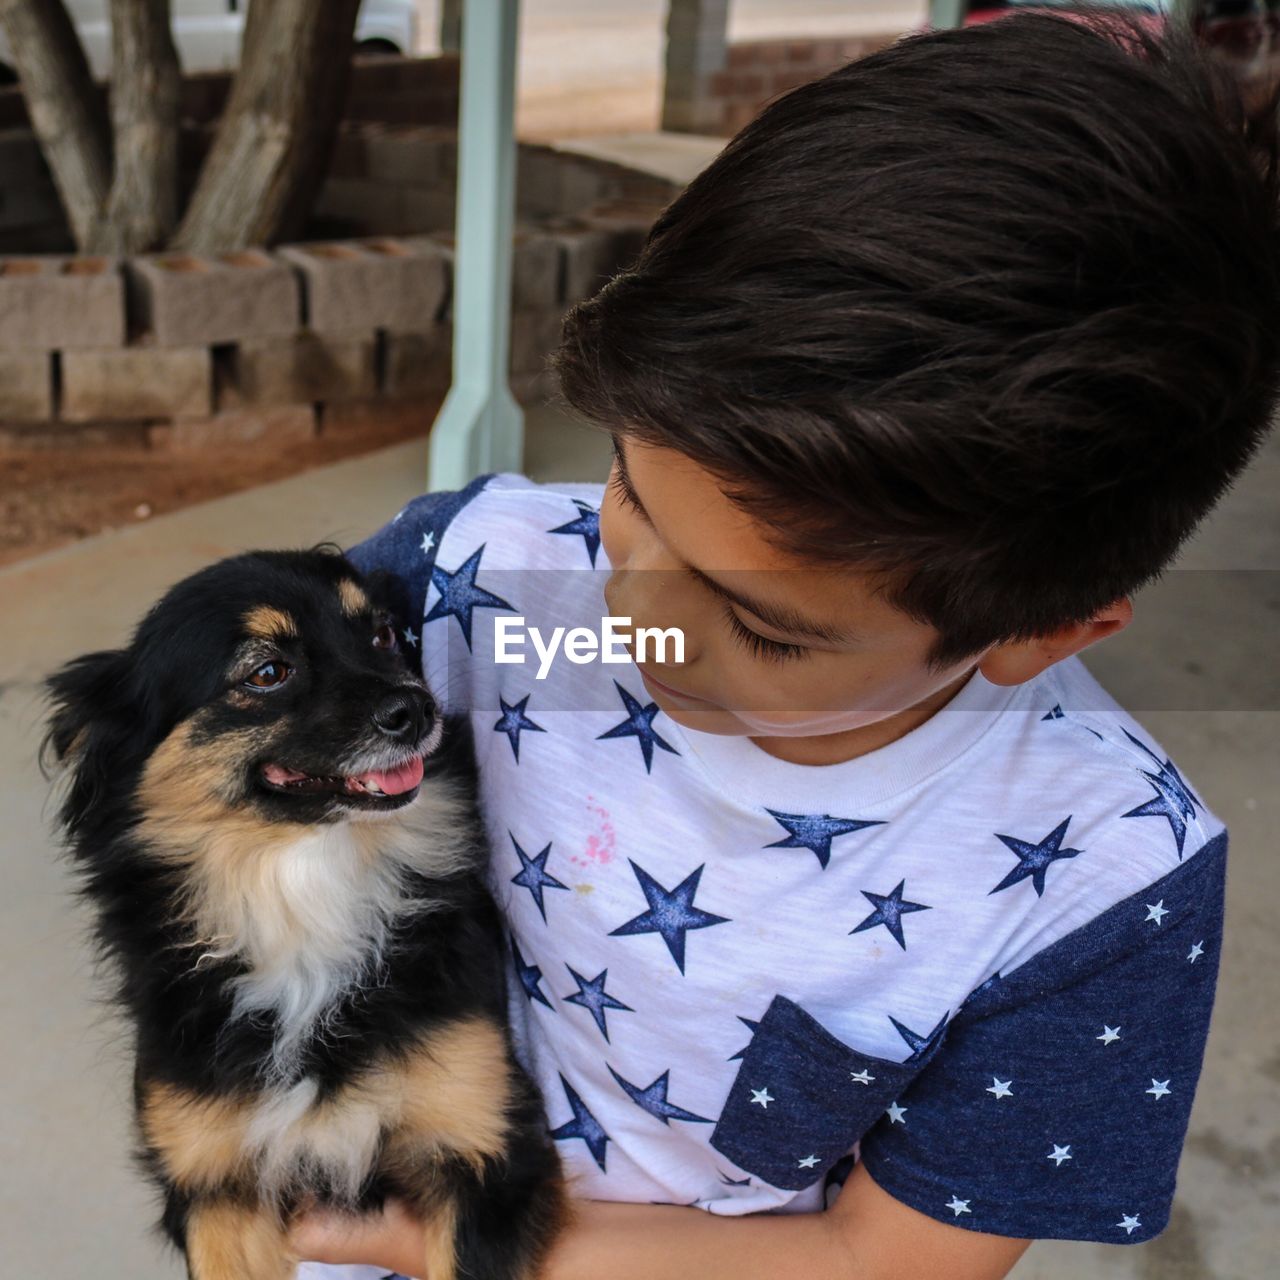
96;0;181;254
0;0;110;252
173;0;362;252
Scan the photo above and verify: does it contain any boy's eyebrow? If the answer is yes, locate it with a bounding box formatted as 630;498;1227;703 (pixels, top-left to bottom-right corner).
612;436;854;646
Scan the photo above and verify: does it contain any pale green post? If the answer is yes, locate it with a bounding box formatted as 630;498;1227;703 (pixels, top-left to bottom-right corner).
929;0;968;29
428;0;523;489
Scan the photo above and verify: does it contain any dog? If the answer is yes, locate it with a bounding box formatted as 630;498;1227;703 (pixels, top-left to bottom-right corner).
43;547;565;1280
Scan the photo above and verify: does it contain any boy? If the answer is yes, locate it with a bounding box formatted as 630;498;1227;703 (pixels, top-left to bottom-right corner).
294;14;1279;1279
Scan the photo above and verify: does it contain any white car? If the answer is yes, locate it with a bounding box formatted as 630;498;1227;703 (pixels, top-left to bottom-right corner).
0;0;419;80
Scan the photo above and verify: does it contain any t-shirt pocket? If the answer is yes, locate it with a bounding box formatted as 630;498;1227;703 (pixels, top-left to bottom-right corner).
710;995;945;1192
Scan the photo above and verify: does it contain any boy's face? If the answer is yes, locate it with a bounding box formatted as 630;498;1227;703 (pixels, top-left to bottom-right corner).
599;439;983;744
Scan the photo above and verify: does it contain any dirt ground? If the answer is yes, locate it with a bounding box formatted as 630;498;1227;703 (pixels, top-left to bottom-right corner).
0;401;437;568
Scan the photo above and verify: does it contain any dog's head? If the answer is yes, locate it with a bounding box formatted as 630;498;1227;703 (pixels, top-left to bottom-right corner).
44;548;437;841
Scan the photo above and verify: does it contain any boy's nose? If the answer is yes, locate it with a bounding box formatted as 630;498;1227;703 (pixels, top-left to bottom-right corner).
371;688;432;744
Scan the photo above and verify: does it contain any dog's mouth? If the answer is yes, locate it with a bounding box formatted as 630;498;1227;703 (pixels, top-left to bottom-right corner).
258;756;425;804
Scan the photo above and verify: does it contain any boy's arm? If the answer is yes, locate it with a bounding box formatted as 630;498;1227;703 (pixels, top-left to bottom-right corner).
543;1164;1031;1280
291;1165;1032;1280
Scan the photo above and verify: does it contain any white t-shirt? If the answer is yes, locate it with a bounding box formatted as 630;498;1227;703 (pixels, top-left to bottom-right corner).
306;474;1226;1277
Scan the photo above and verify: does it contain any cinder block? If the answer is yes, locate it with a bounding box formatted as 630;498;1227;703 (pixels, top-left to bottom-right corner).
516;145;565;220
365;126;454;186
556;206;654;304
328;127;370;180
148;404;317;451
128;249;300;347
399;185;458;233
0;129;51;184
510;311;565;375
0;256;125;351
315;178;409;235
62;345;212;422
0;350;52;421
224;331;378;408
512;233;562;311
383;325;452;400
279;238;449;334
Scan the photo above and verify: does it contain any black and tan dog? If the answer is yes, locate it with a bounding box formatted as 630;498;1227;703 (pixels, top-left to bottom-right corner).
43;548;564;1280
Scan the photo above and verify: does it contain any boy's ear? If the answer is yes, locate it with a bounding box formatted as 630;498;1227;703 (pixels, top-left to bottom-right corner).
42;649;134;834
979;598;1133;687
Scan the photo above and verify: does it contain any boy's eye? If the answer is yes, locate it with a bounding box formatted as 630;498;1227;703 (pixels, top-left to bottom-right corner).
244;661;292;690
604;465;640;514
721;604;808;665
372;622;399;651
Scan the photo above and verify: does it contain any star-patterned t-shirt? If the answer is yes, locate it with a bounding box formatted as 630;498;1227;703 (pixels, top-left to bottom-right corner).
320;472;1227;1265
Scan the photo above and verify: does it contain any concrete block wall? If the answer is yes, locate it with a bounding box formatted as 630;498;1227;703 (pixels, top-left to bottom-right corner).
310;125;674;241
0;196;668;451
677;33;899;137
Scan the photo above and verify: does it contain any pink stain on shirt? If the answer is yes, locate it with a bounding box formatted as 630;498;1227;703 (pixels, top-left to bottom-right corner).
576;794;616;867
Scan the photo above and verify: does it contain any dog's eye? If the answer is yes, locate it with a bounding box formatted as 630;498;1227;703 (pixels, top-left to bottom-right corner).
244;661;292;690
372;622;399;652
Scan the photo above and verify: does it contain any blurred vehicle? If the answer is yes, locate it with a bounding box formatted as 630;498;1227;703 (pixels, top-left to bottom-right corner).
1192;1;1280;112
0;0;418;82
961;0;1170;31
952;0;1280;113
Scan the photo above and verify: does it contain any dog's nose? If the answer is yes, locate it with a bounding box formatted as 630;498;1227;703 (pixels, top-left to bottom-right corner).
372;689;432;744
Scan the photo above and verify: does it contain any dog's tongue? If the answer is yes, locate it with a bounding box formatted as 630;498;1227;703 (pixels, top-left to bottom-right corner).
356;756;424;796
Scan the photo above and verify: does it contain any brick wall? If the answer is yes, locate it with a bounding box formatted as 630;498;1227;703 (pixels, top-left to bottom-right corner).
0;149;677;450
701;34;898;136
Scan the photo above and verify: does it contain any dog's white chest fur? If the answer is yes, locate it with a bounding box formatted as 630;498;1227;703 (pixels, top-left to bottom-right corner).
191;783;474;1075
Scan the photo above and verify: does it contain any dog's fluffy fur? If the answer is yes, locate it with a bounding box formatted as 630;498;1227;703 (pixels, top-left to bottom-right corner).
44;549;564;1280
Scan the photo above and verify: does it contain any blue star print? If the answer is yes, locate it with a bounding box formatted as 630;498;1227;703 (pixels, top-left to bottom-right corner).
597;681;679;773
764;809;885;870
849;879;931;950
609;860;730;974
550;1075;610;1171
563;966;633;1042
423;544;513;649
548;499;602;567
509;835;570;922
608;1066;712;1125
1121;730;1200;858
729;1015;761;1062
510;935;552;1009
494;694;545;762
1039;702;1102;738
890;1011;949;1061
989;817;1082;897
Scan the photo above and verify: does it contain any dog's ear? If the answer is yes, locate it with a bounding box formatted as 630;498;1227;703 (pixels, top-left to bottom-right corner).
362;567;412;632
42;649;134;835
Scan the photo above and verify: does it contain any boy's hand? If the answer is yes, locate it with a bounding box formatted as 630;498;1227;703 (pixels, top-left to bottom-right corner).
290;1198;426;1275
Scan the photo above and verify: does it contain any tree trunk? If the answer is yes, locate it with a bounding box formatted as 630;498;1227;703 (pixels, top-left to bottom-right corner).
93;0;181;254
0;0;110;252
173;0;362;252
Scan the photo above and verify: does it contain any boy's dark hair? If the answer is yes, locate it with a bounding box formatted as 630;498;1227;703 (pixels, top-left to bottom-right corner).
555;13;1280;666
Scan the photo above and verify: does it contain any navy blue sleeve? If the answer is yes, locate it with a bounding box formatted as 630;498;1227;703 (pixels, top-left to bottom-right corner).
345;475;494;646
857;832;1227;1244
